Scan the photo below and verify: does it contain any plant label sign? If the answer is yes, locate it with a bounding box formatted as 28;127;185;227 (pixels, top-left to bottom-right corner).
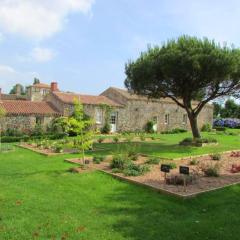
161;164;171;173
179;166;189;175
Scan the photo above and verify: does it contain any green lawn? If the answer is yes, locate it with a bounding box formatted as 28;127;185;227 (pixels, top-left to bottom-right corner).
1;146;240;239
92;131;240;158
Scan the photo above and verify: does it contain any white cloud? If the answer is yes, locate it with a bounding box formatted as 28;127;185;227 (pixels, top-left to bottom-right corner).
0;0;95;40
0;64;37;92
31;47;55;62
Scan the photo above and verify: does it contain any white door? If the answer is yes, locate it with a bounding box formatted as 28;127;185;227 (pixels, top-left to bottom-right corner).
153;116;158;132
110;112;117;133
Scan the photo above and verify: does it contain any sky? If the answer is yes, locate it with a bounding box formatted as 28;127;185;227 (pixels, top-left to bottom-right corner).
0;0;240;95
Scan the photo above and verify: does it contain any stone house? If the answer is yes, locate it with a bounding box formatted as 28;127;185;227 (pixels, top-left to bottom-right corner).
0;81;213;133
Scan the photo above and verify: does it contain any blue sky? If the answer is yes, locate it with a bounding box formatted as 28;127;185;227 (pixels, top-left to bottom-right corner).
0;0;240;95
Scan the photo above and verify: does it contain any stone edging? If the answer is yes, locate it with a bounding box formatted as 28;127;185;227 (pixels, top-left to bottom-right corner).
96;168;240;199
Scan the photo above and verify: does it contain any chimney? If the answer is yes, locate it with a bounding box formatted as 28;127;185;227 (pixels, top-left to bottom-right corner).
15;84;22;95
51;82;59;92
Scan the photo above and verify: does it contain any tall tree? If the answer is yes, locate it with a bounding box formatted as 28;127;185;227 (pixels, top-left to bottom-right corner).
125;36;240;139
9;84;25;95
68;99;94;164
213;102;222;118
221;99;239;118
33;78;40;84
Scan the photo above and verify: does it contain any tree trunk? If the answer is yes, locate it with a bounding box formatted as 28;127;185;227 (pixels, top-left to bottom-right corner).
188;113;201;139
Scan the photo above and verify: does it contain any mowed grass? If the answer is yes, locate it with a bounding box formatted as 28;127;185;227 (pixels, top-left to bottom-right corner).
1;146;240;239
92;131;240;158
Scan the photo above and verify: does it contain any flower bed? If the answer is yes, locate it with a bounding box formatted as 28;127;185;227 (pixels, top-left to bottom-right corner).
66;151;240;198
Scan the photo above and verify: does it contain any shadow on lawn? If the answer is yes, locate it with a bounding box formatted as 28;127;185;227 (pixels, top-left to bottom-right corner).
100;175;240;240
96;142;195;157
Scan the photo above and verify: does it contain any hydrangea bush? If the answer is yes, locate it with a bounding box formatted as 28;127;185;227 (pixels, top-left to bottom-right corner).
213;118;240;128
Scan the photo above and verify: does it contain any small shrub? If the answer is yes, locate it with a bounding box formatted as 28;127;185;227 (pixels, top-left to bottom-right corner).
166;162;177;169
127;149;139;161
55;145;63;153
93;155;105;164
211;153;221;161
202;164;220;177
201;123;212;132
110;155;127;170
145;121;155;133
189;159;199;165
113;136;120;143
123;162;150;176
97;137;104;144
101;123;111;134
179;137;193;145
145;157;161;165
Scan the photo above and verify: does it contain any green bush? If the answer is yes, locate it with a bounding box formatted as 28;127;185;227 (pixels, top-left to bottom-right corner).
202;164;220;177
145;157;161;165
145;121;155;133
93;156;105;164
201;123;212;132
1;135;30;143
97;137;104;143
110;155;127;170
101;123;111;134
54;145;64;153
123;162;150;176
161;128;187;134
113;136;120;143
189;159;199;165
166;162;177;169
211;154;221;161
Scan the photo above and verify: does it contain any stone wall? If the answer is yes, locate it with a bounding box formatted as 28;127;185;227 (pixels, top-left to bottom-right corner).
0;115;54;133
101;88;213;132
113;100;213;132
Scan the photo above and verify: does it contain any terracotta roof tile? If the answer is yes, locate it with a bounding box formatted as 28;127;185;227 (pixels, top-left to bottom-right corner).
0;100;60;116
53;91;122;107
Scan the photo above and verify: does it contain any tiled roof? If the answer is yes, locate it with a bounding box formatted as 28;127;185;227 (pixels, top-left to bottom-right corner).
0;94;28;101
30;83;51;89
105;87;213;108
0;100;60;116
53;91;122;107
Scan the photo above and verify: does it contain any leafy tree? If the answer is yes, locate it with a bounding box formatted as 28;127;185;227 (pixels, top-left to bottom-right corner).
125;36;240;138
68;99;94;164
50;117;69;134
9;84;25;95
33;78;40;84
220;99;239;118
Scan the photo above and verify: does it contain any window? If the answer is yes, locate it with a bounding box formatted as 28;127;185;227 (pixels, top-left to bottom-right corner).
95;108;103;124
36;116;44;125
164;114;170;125
110;113;117;124
183;114;188;124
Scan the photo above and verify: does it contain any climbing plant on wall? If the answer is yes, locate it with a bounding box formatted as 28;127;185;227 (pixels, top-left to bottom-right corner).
99;104;112;134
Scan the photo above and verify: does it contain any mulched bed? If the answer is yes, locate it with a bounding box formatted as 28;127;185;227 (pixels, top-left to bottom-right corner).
66;152;240;198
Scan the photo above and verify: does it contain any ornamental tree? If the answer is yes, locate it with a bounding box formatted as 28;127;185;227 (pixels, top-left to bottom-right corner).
125;36;240;139
68;99;94;164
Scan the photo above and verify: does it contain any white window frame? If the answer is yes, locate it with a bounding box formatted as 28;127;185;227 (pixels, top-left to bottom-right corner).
164;114;170;125
95;107;103;124
183;114;188;124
